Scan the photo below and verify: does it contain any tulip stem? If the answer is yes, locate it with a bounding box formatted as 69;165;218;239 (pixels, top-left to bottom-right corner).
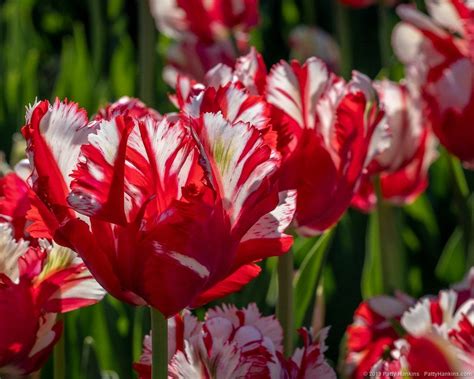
277;251;294;356
334;1;352;79
53;314;65;379
377;0;391;69
151;308;168;379
375;177;405;293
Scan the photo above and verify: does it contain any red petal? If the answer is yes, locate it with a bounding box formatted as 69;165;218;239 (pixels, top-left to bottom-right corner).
192;263;261;307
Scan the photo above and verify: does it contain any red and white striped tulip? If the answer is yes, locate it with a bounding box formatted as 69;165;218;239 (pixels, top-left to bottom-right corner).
23;96;295;317
393;0;474;168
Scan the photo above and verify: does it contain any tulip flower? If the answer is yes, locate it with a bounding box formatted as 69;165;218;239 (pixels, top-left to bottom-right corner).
344;295;413;379
266;59;390;235
149;0;259;85
352;80;438;211
172;54;390;357
182;49;391;236
0;171;31;242
22;95;292;378
392;1;474;168
0;169;104;376
22;96;295;318
134;303;336;379
149;0;259;43
343;268;474;378
94;96;162;122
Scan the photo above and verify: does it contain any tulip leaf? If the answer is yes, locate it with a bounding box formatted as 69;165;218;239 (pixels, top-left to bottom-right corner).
435;227;466;283
110;36;136;99
132;306;147;362
294;228;335;329
293;235;319;266
265;256;279;307
404;194;439;239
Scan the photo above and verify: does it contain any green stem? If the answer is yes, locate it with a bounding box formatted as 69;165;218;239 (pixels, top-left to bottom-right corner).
375;177;405;293
150;308;168;379
138;0;156;105
54;314;65;379
377;0;391;69
447;153;474;266
448;154;470;201
311;278;325;332
334;1;352;79
277;251;294;356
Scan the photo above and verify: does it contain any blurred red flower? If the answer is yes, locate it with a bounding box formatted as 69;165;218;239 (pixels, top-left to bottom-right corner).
344;269;474;378
352;80;438;211
393;1;474;168
149;0;259;85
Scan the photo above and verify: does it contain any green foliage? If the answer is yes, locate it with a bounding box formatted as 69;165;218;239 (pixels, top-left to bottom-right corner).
294;229;334;329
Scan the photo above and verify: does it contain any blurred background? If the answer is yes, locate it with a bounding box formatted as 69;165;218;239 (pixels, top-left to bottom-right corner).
0;0;471;378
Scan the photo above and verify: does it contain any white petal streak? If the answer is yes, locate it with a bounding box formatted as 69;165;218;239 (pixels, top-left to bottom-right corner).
242;190;296;241
205;63;233;88
39;100;92;188
304;58;330;128
88;119;122;165
267;58;329;129
67;117;126;217
267;61;304;126
224;86;268;129
433;58;473;112
58;271;105;302
396;5;447;39
426;0;464;35
364;116;391;168
153;242;210;278
142;117;196;196
0;223;29;283
28;313;58;357
201;113;279;225
149;0;187;39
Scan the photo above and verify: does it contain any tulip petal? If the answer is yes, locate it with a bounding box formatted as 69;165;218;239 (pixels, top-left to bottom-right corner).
192;263;261;307
22;99;94;225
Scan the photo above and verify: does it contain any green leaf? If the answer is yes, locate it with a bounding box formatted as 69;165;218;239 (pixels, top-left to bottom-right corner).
132;307;146;362
293;229;334;329
54;24;97;111
293;235;318;266
404;194;439;239
265;257;279;307
436;227;466;283
110;36;136;98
